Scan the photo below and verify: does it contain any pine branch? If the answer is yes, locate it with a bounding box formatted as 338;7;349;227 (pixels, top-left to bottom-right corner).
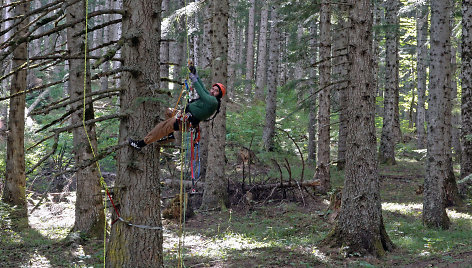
91;67;141;80
30;88;121;116
26;133;59;175
0;79;65;102
51;113;125;135
92;37;124;69
0;2;118;62
89;39;119;54
73;18;122;38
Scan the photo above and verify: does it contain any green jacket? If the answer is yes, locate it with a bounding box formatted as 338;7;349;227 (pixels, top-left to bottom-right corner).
187;77;219;123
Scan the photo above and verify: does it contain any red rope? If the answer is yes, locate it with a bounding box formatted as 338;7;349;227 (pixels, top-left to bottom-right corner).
105;188;121;225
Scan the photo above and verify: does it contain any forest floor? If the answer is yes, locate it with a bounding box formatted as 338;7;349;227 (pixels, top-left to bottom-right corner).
1;156;472;267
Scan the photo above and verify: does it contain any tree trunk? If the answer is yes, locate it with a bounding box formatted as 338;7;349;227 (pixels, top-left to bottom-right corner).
261;7;279;152
254;0;269;101
107;0;164;266
278;32;288;86
227;0;237;100
334;2;349;171
65;0;105;238
322;0;394;256
307;23;318;165
416;3;428;149
200;0;229;211
100;2;111;92
462;0;472;179
245;0;256;95
379;0;400;165
160;0;170;95
198;1;213;182
423;0;451;229
169;0;185;96
294;25;305;103
110;0;122;88
2;0;29;230
314;0;331;193
444;35;461;207
236;27;245;78
450;45;461;163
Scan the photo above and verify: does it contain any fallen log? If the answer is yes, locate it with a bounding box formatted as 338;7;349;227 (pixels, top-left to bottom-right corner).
163;178;320;190
250;180;320;190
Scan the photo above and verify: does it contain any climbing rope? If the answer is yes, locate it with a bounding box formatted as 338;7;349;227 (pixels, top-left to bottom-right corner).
178;1;194;266
81;0;107;266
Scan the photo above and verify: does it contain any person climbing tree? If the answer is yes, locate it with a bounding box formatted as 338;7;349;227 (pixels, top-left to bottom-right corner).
128;64;226;149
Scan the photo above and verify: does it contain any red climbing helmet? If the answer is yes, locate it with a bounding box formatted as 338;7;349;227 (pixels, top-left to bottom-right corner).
212;83;226;97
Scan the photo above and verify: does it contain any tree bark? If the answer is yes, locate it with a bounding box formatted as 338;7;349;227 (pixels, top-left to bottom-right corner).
444;33;461;207
65;0;105;238
450;45;461;163
2;0;29;230
244;0;255;95
379;0;400;165
462;0;472;179
254;0;268;101
200;0;229;211
334;2;349;171
197;1;212;183
227;0;237;100
314;0;331;193
160;0;170;94
322;0;394;256
416;3;428;149
107;0;164;266
423;0;451;229
261;7;279;152
307;23;318;165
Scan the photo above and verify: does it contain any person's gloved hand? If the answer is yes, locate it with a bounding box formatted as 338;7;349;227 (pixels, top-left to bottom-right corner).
189;72;198;83
189;65;197;75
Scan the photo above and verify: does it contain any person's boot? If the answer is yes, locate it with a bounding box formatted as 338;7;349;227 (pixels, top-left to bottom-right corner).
128;138;147;149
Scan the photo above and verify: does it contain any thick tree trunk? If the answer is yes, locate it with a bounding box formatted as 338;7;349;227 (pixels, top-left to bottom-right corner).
307;23;318;165
200;0;229;211
322;0;394;256
197;1;213;182
379;0;400;165
423;0;451;229
244;0;256;95
462;0;472;179
255;0;269;101
2;0;29;230
261;7;279;152
65;0;105;239
107;0;164;267
314;0;331;193
416;3;428;149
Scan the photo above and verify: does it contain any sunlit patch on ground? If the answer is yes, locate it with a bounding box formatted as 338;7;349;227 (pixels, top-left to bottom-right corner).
382;202;472;221
382;202;422;216
164;229;272;260
24;251;51;267
446;209;472;220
